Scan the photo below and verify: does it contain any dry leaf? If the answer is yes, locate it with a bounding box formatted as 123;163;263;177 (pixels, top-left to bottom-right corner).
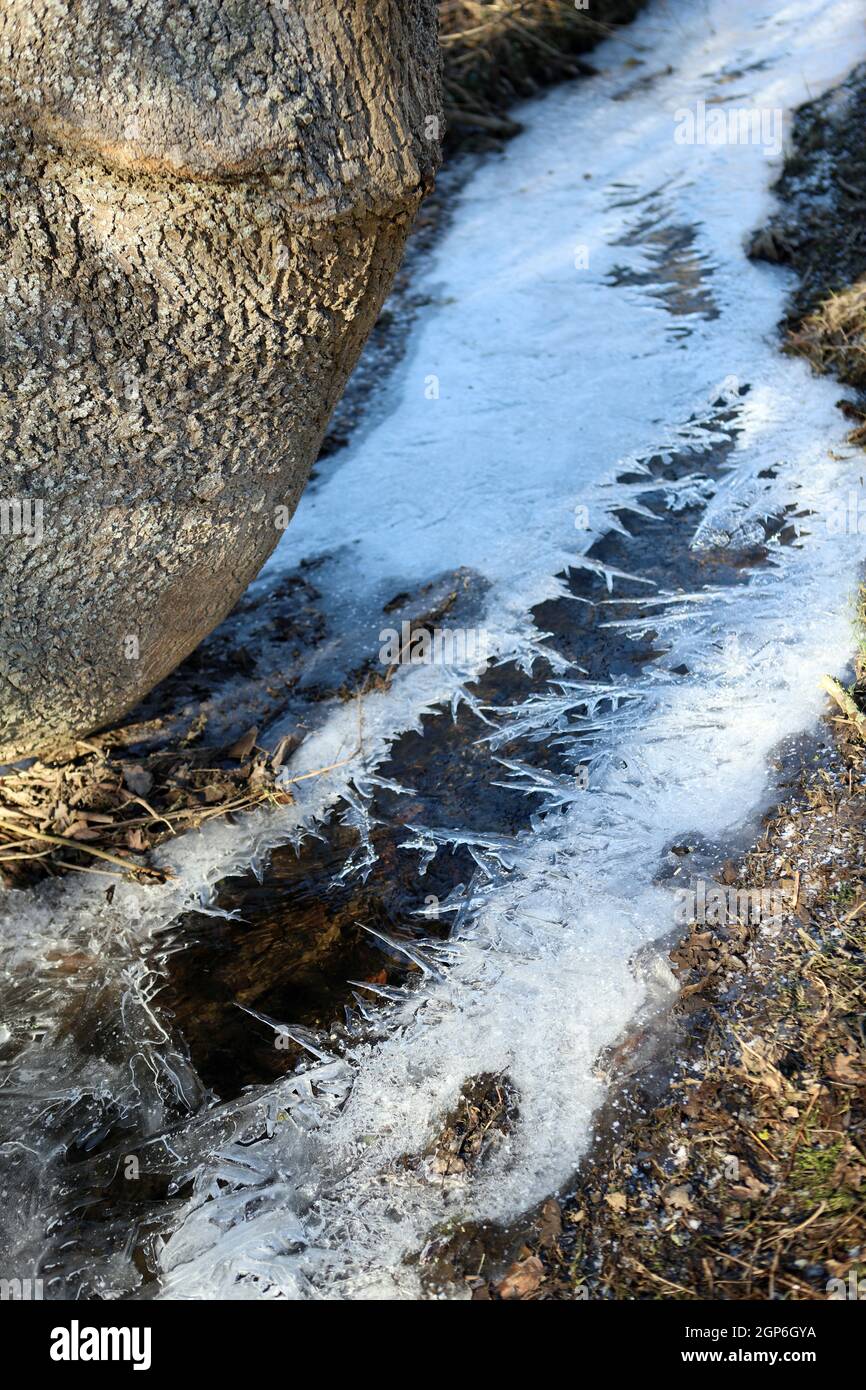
537;1198;562;1248
497;1255;544;1300
830;1051;863;1084
66;821;103;841
666;1185;694;1212
729;1167;768;1200
226;727;258;760
271;734;300;772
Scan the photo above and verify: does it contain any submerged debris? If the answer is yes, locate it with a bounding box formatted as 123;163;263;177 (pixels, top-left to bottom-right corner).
428;1071;519;1177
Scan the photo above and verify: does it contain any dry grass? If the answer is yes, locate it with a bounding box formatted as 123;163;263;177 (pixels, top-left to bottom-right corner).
790;281;866;405
0;694;366;888
439;0;643;145
0;724;297;887
749;64;866;415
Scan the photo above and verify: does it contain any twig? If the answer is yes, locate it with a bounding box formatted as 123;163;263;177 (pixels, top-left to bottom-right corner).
55;860;131;881
626;1259;698;1298
282;706;364;788
440;0;536;44
0;813;167;880
283;751;358;786
0;847;54;863
821;674;866;741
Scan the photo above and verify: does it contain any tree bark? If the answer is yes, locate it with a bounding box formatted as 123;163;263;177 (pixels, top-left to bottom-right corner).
0;0;441;760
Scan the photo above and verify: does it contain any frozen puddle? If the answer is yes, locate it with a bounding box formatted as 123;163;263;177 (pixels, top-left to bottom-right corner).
2;0;866;1300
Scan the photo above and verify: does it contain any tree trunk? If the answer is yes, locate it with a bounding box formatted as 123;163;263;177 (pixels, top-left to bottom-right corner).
0;0;441;761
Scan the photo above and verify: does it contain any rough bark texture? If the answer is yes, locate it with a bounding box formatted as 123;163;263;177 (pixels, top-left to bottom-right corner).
0;1;441;760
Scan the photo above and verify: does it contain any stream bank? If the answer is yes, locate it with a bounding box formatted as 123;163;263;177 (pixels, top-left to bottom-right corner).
502;61;866;1305
484;714;866;1300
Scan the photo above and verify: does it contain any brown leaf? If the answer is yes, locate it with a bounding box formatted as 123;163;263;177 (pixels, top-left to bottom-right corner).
496;1255;544;1300
66;821;103;841
830;1051;863;1084
730;1168;768;1199
537;1198;562;1248
226;727;258;760
271;734;301;772
202;783;231;804
604;1192;628;1213
665;1184;694;1212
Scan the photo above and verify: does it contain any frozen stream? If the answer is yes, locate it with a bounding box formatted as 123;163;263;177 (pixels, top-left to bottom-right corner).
2;0;866;1300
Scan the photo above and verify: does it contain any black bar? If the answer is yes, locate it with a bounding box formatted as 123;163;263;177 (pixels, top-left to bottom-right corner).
2;1294;858;1376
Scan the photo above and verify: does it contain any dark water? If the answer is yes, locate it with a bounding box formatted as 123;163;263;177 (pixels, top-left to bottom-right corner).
161;390;805;1107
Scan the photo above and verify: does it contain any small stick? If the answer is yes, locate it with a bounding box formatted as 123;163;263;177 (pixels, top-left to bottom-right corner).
55;860;130;881
0;814;166;880
0;848;54;862
282;707;363;789
820;674;866;741
283;753;358;786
